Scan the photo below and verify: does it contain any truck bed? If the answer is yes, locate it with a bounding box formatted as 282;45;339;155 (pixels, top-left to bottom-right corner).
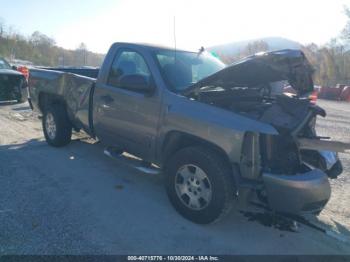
28;67;96;135
40;67;100;79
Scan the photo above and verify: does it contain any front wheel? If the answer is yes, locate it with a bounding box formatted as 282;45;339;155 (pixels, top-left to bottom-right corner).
42;104;72;147
165;146;236;224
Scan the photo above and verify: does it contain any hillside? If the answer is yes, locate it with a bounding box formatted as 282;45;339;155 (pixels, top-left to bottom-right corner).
209;37;302;57
0;29;105;67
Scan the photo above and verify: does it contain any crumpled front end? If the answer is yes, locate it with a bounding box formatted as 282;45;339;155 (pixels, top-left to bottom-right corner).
239;106;345;214
184;49;348;215
263;169;331;214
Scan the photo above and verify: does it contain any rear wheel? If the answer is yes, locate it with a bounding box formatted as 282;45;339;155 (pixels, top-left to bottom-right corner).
42;104;72;147
165;146;236;224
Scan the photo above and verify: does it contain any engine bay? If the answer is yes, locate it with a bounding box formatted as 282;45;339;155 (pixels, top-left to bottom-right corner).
190;84;324;134
190;83;344;178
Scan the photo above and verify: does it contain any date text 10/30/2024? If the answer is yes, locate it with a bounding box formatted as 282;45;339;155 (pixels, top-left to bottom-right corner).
127;256;219;261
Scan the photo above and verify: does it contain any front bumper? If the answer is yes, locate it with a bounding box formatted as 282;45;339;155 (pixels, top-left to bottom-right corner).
263;169;331;214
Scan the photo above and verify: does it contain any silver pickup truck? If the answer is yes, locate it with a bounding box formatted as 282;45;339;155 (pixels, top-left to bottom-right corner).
28;42;345;224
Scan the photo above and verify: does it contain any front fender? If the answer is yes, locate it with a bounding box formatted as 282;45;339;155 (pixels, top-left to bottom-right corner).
160;93;278;163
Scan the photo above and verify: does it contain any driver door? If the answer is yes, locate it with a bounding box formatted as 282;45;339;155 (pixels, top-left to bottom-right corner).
93;48;161;160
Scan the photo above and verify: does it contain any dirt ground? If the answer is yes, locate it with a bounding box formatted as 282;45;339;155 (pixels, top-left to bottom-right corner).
311;100;350;239
0;99;349;255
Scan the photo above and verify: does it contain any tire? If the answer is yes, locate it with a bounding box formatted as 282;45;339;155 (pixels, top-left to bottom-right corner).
42;104;72;147
165;146;236;224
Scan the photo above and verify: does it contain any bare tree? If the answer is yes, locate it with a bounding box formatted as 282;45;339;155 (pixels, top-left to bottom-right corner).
242;40;269;57
76;42;88;66
0;17;5;38
342;6;350;42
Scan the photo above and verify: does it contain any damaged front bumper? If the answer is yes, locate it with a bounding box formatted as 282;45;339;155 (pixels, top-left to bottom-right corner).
263;169;331;214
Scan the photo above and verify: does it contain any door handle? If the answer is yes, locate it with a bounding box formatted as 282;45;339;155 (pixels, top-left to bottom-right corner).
101;95;114;104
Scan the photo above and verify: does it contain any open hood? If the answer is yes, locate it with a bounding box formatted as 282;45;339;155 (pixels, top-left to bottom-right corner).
183;49;314;97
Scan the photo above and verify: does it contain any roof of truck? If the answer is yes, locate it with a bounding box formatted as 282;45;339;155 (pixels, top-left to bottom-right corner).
112;42;198;53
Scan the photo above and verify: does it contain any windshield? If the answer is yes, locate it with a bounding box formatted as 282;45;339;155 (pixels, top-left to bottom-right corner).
0;58;11;70
154;50;225;92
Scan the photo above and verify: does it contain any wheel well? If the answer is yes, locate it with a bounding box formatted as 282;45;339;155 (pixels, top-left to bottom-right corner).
161;131;231;167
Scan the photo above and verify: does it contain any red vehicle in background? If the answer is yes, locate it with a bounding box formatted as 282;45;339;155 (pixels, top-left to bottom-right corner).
340;86;350;102
16;66;30;81
283;85;318;104
318;84;345;100
284;84;350;103
10;59;32;82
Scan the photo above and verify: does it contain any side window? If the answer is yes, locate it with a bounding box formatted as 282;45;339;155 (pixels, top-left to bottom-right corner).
107;50;152;90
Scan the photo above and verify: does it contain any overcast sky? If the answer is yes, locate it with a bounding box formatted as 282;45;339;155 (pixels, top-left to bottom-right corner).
1;0;349;53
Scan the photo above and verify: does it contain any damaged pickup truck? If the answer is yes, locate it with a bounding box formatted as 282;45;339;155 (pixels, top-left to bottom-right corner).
28;43;347;224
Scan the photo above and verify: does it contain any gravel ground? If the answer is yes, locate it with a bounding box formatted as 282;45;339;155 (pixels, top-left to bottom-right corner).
311;100;350;237
0;99;349;255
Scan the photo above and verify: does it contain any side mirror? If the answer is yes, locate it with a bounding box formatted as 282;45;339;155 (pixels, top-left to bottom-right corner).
12;65;17;70
119;74;155;94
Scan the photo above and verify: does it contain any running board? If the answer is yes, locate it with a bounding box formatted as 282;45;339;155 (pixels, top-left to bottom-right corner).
103;147;161;175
